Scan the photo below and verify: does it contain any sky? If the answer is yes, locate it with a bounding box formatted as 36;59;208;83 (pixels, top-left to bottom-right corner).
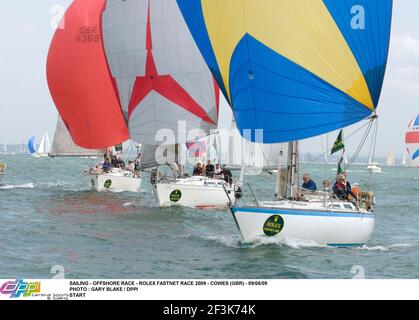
0;0;418;158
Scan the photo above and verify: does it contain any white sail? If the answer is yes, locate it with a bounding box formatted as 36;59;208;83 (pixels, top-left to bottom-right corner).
102;0;218;145
386;149;395;166
37;132;51;155
50;116;104;158
139;144;188;170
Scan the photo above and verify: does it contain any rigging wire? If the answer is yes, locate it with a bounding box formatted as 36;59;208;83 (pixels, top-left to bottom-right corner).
366;118;380;185
300;119;374;172
345;118;375;169
252;118;378;192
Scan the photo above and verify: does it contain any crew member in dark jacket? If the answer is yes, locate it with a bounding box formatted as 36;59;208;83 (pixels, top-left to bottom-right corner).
333;174;357;200
302;174;317;191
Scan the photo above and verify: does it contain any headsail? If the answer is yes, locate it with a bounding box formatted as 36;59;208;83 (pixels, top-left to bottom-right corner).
177;0;393;143
406;114;419;167
50;116;105;157
47;0;219;150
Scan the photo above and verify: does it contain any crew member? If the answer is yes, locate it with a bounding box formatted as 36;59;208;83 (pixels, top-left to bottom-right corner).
302;174;317;191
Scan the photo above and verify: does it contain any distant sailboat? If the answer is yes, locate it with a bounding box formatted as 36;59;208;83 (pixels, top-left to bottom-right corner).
402;152;407;166
36;132;52;157
405;114;419;168
386;148;395;166
27;136;37;156
1;143;6;155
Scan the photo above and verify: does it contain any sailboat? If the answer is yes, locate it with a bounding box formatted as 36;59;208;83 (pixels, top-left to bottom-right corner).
146;142;239;209
27;136;37;157
179;0;393;245
401;152;407;166
85;148;142;193
47;0;221;197
386;148;395;166
406;114;419;168
36;132;52;157
1;143;6;155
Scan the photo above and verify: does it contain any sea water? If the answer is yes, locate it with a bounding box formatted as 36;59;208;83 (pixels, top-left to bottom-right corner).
0;155;418;279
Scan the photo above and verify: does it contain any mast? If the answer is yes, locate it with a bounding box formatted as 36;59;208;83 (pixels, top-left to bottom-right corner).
175;144;185;177
284;141;300;199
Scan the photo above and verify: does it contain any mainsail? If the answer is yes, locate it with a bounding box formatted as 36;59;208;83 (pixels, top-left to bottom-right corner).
46;0;129;149
220;114;288;171
178;0;393;143
50;116;104;158
47;0;219;151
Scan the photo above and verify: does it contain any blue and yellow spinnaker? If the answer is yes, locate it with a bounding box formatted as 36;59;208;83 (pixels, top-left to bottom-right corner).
177;0;393;143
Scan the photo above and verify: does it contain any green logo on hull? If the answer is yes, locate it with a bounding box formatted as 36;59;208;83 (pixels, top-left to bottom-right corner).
170;190;182;202
263;215;285;237
104;179;112;189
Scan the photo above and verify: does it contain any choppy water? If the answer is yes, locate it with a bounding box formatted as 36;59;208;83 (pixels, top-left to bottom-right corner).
0;154;418;279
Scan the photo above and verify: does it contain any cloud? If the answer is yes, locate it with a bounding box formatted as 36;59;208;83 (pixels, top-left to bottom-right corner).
385;34;419;94
390;34;419;61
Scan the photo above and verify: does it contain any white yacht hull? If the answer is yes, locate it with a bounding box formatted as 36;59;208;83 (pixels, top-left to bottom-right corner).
152;177;237;209
231;203;375;247
37;153;50;158
85;172;142;193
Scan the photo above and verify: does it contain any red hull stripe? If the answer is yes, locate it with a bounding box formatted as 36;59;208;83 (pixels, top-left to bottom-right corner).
46;0;128;149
